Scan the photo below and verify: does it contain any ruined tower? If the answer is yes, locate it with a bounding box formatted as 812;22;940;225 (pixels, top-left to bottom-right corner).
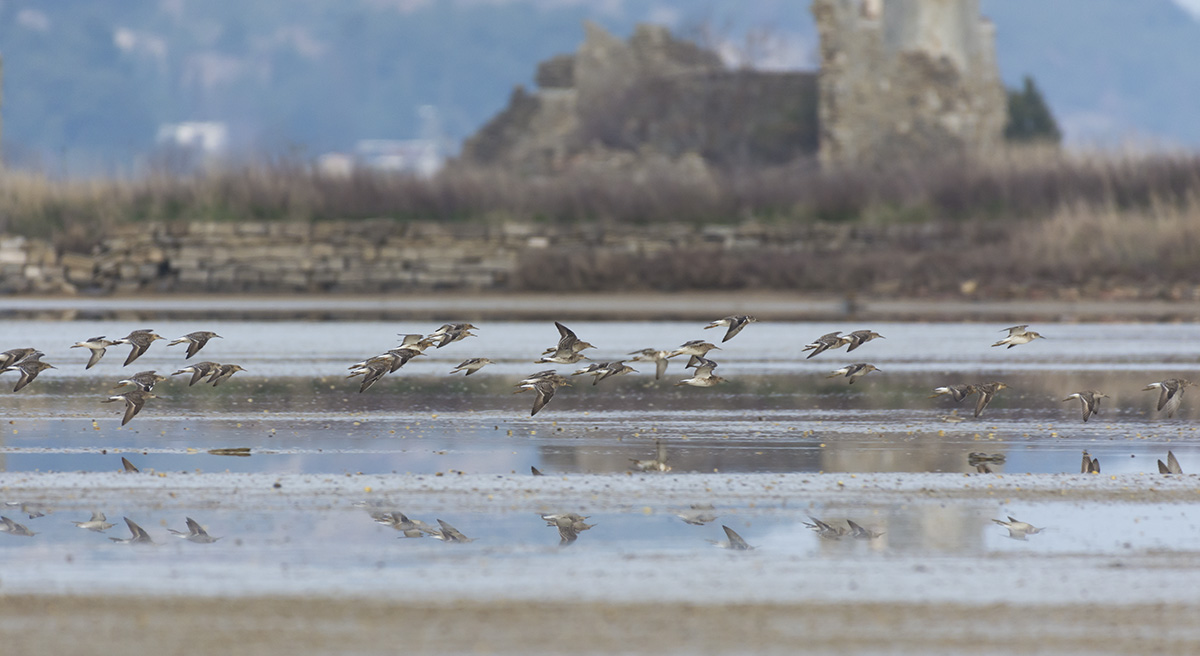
812;0;1006;169
0;55;4;155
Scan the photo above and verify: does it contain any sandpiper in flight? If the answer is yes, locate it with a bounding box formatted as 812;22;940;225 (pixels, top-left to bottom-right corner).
1143;378;1194;418
115;329;166;366
167;331;222;359
1062;390;1108;423
704;315;757;342
70;336;117;369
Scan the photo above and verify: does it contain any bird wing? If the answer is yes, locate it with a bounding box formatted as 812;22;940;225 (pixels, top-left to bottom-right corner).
722;318;748;342
12;366;37;392
189;364;215;386
1078;396;1093;422
692;360;717;378
1161;384;1185;417
951;385;975;403
806;335;838;359
436;519;469;542
531;381;556;416
122;395;145;426
185;339;204;359
654;358;668;380
1168;450;1183;474
722;525;751;550
359;365;388;393
86;347;106;369
974;389;994;418
554;322;579;351
124;340;151;366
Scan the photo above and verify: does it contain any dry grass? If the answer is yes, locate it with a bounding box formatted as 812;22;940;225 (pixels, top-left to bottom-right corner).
3;146;1199;235
2;147;1200;295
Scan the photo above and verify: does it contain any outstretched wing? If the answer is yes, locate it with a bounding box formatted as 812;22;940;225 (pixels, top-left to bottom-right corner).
185;339;205;359
722;317;748;342
974;389;994;418
1160;384;1185;417
121;395;146;426
531;381;556;416
723;525;752;551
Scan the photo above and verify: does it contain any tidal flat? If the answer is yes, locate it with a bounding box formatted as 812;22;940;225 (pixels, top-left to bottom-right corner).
2;306;1200;654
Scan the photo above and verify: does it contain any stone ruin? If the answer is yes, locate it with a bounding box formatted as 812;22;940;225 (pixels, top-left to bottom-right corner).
457;21;819;175
812;0;1007;168
460;1;1006;173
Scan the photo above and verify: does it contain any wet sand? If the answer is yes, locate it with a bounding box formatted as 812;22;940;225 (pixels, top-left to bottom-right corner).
4;594;1198;656
4;471;1200;655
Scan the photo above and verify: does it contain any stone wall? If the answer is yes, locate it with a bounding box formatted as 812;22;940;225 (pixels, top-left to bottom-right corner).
0;219;943;295
812;0;1006;169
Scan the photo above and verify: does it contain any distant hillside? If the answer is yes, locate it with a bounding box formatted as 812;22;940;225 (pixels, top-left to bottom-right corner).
0;0;1198;174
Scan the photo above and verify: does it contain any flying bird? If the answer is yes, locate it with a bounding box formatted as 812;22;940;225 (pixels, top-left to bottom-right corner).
1144;378;1194;418
115;370;167;392
675;357;724;387
168;517;221;543
3;357;55;392
803;332;849;359
449;357;494;376
930;384;977;402
102;390;155;426
844;329;885;352
992;327;1045;348
825;362;881;384
0;348;37;370
114;329;166;366
704;315;757;342
627;348;670;380
208;363;246;387
1062;390;1108;423
72;511;115;532
172;361;221;386
167;331;222;359
973;382;1008;418
70;336;116;369
109;517;154;544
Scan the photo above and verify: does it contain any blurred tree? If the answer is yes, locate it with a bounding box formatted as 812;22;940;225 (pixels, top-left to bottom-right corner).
1004;75;1061;144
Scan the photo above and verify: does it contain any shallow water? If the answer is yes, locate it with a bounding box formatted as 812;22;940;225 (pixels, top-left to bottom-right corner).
3;316;1200;615
1;320;1198;476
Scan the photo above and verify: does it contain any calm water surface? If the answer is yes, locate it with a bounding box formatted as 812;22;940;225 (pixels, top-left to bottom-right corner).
1;320;1199;476
4;318;1200;605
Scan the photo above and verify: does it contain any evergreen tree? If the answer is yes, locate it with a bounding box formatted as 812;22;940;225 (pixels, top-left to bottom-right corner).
1005;75;1062;144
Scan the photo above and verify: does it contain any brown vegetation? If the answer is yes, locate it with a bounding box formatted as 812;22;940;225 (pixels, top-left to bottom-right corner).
2;146;1200;296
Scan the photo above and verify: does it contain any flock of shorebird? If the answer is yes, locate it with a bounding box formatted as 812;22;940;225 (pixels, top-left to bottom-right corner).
0;329;245;426
0;319;1193;425
341;319;1192;422
1;317;1196;548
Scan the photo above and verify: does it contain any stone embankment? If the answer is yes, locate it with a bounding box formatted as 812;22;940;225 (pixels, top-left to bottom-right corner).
0;220;932;295
1;219;1196;301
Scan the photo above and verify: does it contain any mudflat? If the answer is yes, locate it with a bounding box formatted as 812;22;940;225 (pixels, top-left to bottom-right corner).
3;594;1198;655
